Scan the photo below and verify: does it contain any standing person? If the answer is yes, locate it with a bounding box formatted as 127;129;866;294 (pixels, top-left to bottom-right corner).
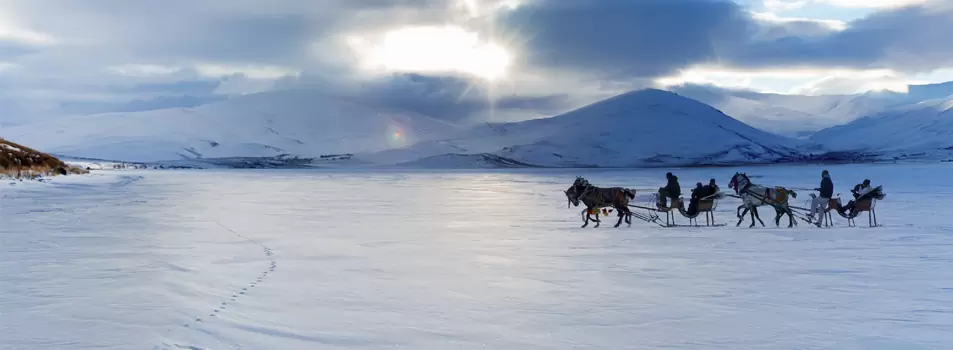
810;170;834;227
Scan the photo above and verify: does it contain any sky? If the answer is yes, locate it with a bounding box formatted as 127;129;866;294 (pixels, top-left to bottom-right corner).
0;0;952;124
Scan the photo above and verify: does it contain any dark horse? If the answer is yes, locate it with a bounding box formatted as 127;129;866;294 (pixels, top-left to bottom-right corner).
727;172;799;228
564;177;636;228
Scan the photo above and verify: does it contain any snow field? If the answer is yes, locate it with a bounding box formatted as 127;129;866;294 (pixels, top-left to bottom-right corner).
2;163;953;349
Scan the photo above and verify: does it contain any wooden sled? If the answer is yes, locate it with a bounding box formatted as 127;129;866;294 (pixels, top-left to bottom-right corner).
821;198;840;227
653;196;725;228
822;197;881;227
847;198;880;227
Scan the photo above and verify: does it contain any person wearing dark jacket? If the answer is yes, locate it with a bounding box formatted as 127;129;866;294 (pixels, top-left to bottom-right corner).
707;179;719;197
810;170;834;227
687;182;704;216
657;172;682;208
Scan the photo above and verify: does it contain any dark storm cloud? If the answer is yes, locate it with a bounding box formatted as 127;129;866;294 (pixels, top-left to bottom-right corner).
496;0;754;78
733;4;953;71
2;0;953;123
498;0;953;77
354;74;571;121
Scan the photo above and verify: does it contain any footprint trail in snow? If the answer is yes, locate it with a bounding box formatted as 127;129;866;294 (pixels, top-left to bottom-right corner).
156;223;277;349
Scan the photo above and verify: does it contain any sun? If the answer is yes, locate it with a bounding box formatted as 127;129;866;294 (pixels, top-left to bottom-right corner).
348;25;513;81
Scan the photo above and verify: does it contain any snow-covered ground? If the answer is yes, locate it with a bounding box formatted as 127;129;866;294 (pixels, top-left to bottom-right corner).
3;163;953;349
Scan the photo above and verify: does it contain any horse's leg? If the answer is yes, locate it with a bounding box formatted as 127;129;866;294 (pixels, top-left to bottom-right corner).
613;206;625;228
593;207;601;228
774;207;783;227
736;206;748;227
754;206;766;227
622;205;632;225
748;207;757;228
581;209;589;228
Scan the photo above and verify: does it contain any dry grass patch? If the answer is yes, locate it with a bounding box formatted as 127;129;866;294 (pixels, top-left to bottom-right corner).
0;138;87;179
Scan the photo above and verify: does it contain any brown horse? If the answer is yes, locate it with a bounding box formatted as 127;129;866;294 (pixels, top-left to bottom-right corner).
565;177;636;228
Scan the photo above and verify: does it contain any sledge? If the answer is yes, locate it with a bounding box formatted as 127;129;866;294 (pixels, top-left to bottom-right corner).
628;194;726;228
818;186;886;228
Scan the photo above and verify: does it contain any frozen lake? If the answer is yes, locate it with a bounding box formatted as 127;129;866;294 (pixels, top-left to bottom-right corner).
3;163;953;349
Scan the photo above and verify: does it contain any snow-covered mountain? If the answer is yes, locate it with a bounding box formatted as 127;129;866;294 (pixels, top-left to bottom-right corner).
364;89;806;167
11;80;953;168
810;95;953;156
1;89;462;162
671;84;907;137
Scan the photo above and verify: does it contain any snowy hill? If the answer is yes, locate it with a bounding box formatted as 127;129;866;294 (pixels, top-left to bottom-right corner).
2;89;462;162
810;95;953;156
671;85;906;137
366;89;806;168
0;138;86;178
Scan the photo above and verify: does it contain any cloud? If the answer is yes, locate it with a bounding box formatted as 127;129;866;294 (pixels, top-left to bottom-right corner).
763;0;810;11
655;65;902;93
733;3;953;71
491;0;937;81
346;25;512;81
58;95;228;115
0;20;54;59
750;12;847;37
304;73;573;123
495;0;753;79
0;0;951;126
815;0;928;9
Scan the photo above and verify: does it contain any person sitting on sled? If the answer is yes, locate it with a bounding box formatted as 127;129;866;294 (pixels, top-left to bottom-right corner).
706;178;719;196
839;179;876;216
686;182;705;216
657;172;681;208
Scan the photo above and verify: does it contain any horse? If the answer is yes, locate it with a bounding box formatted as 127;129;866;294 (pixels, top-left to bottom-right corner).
727;172;798;228
564;177;636;228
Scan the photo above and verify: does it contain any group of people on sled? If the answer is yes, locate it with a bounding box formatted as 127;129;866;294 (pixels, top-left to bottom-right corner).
807;170;885;227
656;172;720;217
655;169;885;226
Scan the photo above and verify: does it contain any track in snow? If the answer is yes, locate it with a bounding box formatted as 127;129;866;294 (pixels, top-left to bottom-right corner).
156;222;278;349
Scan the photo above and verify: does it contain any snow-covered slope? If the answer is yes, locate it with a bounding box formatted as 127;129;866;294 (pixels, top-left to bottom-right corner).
810;96;953;155
672;85;906;137
366;89;805;167
2;89;462;162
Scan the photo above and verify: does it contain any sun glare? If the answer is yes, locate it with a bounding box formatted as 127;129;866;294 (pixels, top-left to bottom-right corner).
349;25;513;81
